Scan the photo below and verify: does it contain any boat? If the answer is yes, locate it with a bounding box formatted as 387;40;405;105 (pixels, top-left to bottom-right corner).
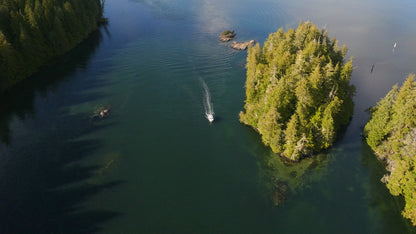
206;113;214;123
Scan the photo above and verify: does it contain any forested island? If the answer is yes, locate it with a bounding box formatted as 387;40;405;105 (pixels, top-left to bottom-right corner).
240;21;355;161
0;0;105;91
364;74;416;226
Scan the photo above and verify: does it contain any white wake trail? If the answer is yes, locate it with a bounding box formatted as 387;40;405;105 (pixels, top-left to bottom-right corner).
200;78;214;123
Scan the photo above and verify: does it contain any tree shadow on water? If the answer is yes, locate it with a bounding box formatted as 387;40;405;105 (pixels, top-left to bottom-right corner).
0;113;123;233
242;125;330;207
360;141;416;234
0;28;110;145
0;27;123;233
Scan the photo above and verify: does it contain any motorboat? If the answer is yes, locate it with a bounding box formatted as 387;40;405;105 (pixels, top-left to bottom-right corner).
206;113;214;123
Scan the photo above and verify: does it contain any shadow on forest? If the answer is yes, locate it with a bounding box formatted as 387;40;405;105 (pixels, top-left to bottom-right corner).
0;27;123;233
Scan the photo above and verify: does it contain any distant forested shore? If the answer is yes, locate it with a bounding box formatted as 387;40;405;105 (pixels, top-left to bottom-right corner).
0;0;105;91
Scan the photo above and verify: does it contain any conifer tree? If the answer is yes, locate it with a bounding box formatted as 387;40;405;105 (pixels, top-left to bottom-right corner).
240;21;354;161
364;74;416;225
0;0;104;91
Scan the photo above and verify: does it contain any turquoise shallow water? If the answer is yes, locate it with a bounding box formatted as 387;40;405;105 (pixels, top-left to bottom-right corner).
1;0;416;233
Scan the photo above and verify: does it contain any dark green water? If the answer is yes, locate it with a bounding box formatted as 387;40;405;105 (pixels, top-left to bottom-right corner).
1;0;416;233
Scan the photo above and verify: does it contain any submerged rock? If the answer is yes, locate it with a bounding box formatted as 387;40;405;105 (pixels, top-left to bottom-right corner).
219;30;236;42
230;40;255;50
270;180;289;206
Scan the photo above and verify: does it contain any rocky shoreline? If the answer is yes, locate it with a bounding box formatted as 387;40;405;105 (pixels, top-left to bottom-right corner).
219;30;254;50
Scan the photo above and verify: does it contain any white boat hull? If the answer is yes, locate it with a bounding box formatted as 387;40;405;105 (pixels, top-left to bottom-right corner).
206;113;214;123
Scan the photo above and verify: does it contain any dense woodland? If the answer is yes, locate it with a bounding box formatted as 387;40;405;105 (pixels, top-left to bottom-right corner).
0;0;104;91
364;74;416;226
240;21;354;161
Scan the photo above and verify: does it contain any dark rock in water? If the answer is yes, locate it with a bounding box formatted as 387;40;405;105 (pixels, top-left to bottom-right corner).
219;30;236;42
99;109;110;118
230;40;255;50
92;106;111;121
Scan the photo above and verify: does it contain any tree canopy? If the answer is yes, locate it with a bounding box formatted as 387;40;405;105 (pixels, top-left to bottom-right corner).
364;74;416;225
240;21;354;161
0;0;104;91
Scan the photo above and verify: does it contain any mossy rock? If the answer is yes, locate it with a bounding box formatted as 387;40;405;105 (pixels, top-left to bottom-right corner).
219;30;236;42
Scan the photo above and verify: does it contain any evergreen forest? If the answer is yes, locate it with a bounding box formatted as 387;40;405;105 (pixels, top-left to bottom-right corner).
240;21;355;161
0;0;104;91
364;74;416;225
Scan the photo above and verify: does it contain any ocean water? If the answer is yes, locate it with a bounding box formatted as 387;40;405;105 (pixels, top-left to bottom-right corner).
1;0;416;233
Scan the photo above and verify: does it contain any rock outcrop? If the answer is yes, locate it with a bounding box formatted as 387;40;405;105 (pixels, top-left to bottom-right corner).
92;106;111;121
219;30;236;42
230;40;255;50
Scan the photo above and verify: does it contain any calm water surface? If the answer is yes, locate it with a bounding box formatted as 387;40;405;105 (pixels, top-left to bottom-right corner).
1;0;416;233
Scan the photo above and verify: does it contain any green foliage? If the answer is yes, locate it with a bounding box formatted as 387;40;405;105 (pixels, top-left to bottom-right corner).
364;85;398;149
240;21;354;161
221;30;234;36
0;0;104;91
364;74;416;225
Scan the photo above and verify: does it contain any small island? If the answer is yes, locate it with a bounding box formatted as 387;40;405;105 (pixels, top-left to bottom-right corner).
364;74;416;226
219;30;236;42
230;40;255;50
240;21;355;161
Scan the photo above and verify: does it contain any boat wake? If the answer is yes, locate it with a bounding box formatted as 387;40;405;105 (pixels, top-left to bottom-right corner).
200;78;214;123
